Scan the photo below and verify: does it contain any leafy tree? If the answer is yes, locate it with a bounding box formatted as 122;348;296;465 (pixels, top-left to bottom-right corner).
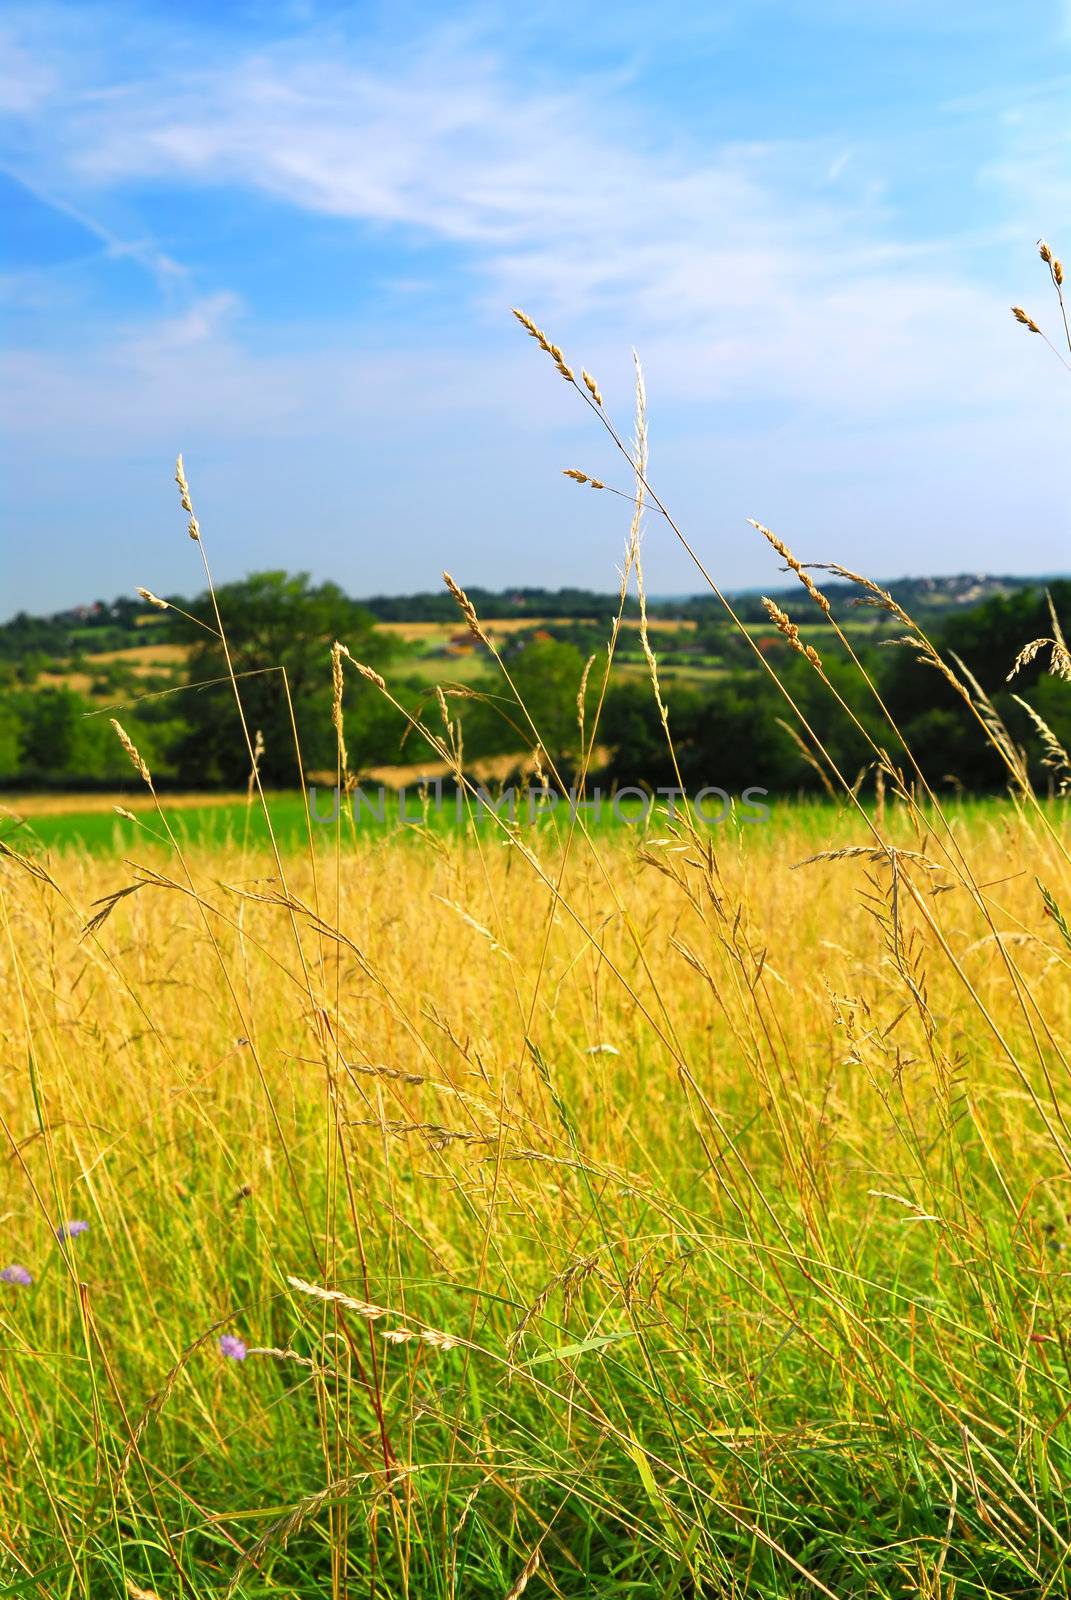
0;698;20;781
170;572;396;785
451;639;592;771
598;675;799;793
5;688;176;787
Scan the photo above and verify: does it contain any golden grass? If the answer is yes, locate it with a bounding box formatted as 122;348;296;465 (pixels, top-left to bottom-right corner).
4;800;1071;1592
86;643;189;667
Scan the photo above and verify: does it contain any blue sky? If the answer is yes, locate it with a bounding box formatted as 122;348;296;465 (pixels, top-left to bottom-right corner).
1;0;1068;613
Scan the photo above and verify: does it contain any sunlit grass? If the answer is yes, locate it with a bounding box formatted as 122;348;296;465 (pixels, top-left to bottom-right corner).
4;792;1071;1596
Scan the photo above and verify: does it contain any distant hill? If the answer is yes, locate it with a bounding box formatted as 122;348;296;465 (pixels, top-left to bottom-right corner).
0;572;1059;659
360;573;1050;624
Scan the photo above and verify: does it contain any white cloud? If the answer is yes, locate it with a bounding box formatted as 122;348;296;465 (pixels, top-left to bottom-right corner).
1;12;1053;428
0;2;1067;609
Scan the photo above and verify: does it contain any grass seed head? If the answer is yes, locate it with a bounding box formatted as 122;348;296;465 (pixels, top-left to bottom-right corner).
442;571;490;646
511;307;552;352
110;720;152;786
581;368;603;405
175;454;193;512
511;308;574;382
761;597;822;667
751;521;831;613
286;1275;388;1320
330;641;348;772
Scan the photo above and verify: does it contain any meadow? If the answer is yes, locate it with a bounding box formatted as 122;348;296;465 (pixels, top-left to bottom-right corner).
3;250;1071;1599
5;782;1071;1598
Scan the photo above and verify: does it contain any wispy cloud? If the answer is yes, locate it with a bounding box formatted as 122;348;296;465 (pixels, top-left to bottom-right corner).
2;16;1036;410
1;1;1067;610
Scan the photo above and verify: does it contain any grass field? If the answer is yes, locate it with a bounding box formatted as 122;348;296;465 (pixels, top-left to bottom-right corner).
5;773;1071;1597
2;784;730;853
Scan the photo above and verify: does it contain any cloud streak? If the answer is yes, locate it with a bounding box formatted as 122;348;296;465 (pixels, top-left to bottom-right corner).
1;1;1067;612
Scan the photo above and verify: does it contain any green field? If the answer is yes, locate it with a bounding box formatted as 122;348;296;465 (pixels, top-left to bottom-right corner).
5;786;1052;856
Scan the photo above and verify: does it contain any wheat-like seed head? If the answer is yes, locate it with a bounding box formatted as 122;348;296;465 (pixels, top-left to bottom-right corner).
581;369;603;406
110;720;152;786
1007;635;1071;684
286;1275;387;1319
512;308;552;352
762;597;823;669
175;454;192;512
330;641;348;772
751;521;831;614
1037;239;1061;284
442;571;490;646
512;309;574;381
336;640;386;689
508;1253;603;1351
1011;693;1071;790
577;653;595;723
1007;638;1047;680
825;563;914;627
247;1346;317;1369
562;468;605;489
420;1327;461;1351
503;1547;543;1600
1011;305;1042;334
136;588;168;609
174;454;201;539
793;845;942;870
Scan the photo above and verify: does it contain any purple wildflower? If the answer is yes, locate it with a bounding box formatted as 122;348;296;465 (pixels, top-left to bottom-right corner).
219;1334;247;1361
56;1220;89;1241
1;1264;32;1287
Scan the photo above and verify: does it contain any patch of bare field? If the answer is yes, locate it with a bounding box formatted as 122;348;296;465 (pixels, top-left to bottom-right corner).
0;790;247;817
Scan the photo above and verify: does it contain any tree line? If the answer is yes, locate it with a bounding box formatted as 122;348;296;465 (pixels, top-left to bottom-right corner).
2;572;1068;796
